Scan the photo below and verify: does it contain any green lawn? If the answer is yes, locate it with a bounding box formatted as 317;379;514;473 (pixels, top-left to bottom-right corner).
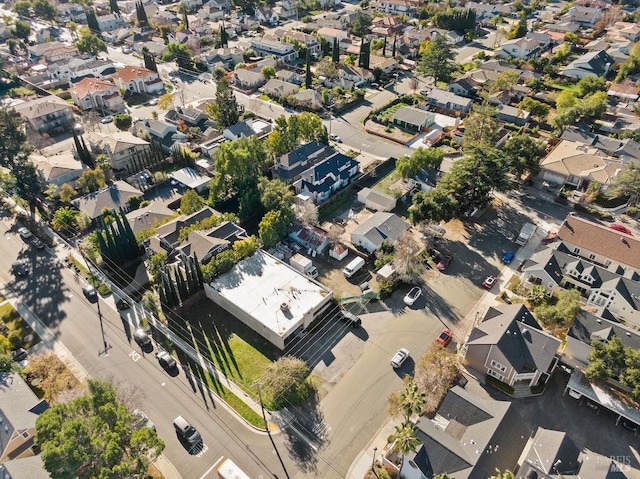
0;303;41;349
372;168;402;196
550;82;579;93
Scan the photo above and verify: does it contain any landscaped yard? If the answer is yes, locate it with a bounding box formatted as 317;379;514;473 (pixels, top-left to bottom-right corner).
372;168;403;197
0;302;41;349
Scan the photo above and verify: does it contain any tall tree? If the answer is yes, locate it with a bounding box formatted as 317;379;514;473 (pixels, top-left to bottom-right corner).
109;0;120;14
33;0;57;22
77;27;108;56
358;40;370;69
462;102;500;147
11;20;31;40
388;376;426;426
136;0;149;29
348;11;372;38
612;164;640;206
264;113;328;157
392;35;397;57
305;49;312;89
396;147;444;179
502;135;546;178
391;423;420;479
207;78;241;129
418;34;457;83
142;47;157;72
332;37;339;63
35;380;164;479
85;8;101;34
219;23;228;48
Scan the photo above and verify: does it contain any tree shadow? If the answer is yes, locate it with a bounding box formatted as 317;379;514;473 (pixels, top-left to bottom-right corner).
281;389;325;473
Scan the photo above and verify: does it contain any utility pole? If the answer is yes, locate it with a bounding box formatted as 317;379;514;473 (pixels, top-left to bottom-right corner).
257;385;290;479
79;249;111;357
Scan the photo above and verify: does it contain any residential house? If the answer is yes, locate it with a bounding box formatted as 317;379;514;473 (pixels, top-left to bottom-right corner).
149;207;219;255
565;5;601;26
0;373;50;475
31;152;86;187
607;82;640;103
426;88;473;114
96;13;126;32
69;77;125;113
272;28;321;55
316;27;348;44
232;69;267;91
496;104;530;125
289;225;330;254
392;386;511;479
273;142;337;183
560;125;640;162
371;15;405;37
50;56;116;83
134;119;187;153
28;42;77;63
368;55;398;74
337;64;373;86
254;5;279;25
516;428;580;479
392;106;434;131
356;187;396;212
199;47;243;71
539;140;627;191
350;212;409;252
72;181;143;220
499;37;542;60
294;153;359;203
606;21;640;43
198;2;226;20
13;95;75;136
544;21;581;34
273;0;298;19
125;201;176;236
261;78;299;99
91;131;151;171
111;65;164;95
56;2;87;23
164;106;210;129
250;38;297;62
181;0;204;11
176;221;247;263
276;69;304;85
525;31;554;51
292;89;323;110
222;118;272;141
427;28;464;45
409;166;441;192
462;304;561;389
447;76;481;99
168;166;211;193
561;50;614;79
372;0;416;16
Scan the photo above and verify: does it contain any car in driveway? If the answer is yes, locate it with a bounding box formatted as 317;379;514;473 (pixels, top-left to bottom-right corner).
100;115;113;124
147;98;159;106
609;224;632;235
482;275;497;289
156;350;177;370
82;284;98;302
403;286;422;306
390;348;409;368
435;328;453;347
436;254;453;271
17;227;33;240
11;262;28;277
501;252;515;264
133;328;152;347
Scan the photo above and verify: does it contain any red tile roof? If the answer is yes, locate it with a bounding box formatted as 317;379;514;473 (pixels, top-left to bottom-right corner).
111;65;157;84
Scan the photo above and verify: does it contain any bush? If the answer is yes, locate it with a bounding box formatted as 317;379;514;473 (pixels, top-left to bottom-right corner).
378;279;396;299
8;330;21;349
627;206;639;217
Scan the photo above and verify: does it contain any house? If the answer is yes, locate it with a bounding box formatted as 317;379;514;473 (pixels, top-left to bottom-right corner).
564;310;640;367
606;21;640;43
372;0;416;16
565;5;601;26
338;64;373;86
13;95;75;136
111;66;164;95
560;125;640;162
427;28;464;45
164;106;210;130
539;140;627;191
516;428;580;479
292;89;323;111
72;181;143;220
426;88;473;114
254;5;279;25
607;82;640;103
200;48;243;71
289;225;330;254
357;187;396;212
392;106;433;131
294;153;359;203
223;118;272;141
499;37;541;60
369;56;399;74
149;207;219;254
90;131;151;171
69;77;125;113
0;373;50;475
31;152;86;187
316;27;348;44
176;221;247;263
250;38;297;62
96;13;126;32
273;142;337;183
125;201;176;236
462;304;561;389
56;2;87;23
232;69;266;91
561;50;614;79
168;166;211;193
275;69;304;85
447;76;481;99
261;78;299;99
350;212;409;252
496;104;530;125
133;119;187;153
371;15;405;36
392;386;511;479
28;42;77;63
48;55;115;83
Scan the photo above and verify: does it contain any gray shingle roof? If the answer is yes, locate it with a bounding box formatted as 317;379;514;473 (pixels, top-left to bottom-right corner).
351;212;409;249
72;181;143;220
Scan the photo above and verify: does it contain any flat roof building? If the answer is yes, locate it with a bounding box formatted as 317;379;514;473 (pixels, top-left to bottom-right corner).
204;249;333;349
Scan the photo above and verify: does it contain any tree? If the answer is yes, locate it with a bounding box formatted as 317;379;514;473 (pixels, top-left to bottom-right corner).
85;8;101;33
534;289;581;326
414;343;464;412
305;49;312;89
264;113;328;157
258;178;295;212
33;0;57;22
332;37;339;63
418;35;457;83
347;11;372;38
575;76;607;98
11;20;31;40
294;201;319;225
23;353;80;402
555;90;577;110
52;207;79;233
207;78;240;129
136;0;149;28
612;164;640;205
180;189;205;215
502;135;546;178
258;356;310;409
577;91;608;119
36;379;165;479
388;376;426;426
491;470;516;479
392;233;424;283
76;28;108;56
109;0;120;14
163;42;193;70
142;47;157;72
391;423;420;479
506;13;527;39
259;209;292;247
12;1;31;17
396;147;444;179
114;114;132;130
462;102;500;147
517;97;550;122
76;169;106;195
551;107;578;134
157;93;175;111
526;285;548;306
358;40;370;69
261;65;276;80
0;353;11;372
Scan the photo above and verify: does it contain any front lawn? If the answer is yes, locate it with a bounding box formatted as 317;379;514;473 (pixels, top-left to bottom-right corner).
0;303;41;349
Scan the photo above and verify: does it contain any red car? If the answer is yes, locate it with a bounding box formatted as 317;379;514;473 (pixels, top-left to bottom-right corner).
482;275;497;289
609;224;632;235
435;328;453;347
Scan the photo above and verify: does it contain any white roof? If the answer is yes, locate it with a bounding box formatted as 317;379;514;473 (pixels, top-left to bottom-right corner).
169;166;211;190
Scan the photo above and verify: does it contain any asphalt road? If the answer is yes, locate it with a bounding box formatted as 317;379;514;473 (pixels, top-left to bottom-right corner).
0;215;295;479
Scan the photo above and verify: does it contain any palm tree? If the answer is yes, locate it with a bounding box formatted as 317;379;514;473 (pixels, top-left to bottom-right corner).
391;423;420;478
399;380;426;425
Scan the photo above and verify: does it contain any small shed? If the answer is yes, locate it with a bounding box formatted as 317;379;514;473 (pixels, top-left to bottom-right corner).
329;243;348;261
377;263;397;282
357;187;397;212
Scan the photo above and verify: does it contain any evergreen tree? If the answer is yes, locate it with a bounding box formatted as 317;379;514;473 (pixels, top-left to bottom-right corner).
158;281;168;309
392;35;397;58
137;0;149;29
161;272;176;308
359;41;370;69
182;7;189;30
72;129;83;160
175;268;188;303
220;23;228;48
86;8;100;34
305;49;312;89
382;36;387;57
209;78;240;129
109;0;120;14
142;47;157;72
193;253;204;287
81;136;94;168
185;257;196;294
332;38;339;63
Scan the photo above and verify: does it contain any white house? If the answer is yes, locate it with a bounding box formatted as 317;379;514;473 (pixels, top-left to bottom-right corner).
350;212;409;252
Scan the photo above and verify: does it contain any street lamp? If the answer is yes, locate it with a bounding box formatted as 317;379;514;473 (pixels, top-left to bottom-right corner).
372;446;378;474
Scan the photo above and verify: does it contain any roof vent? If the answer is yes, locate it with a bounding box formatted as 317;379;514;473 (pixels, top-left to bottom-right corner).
280;302;289;312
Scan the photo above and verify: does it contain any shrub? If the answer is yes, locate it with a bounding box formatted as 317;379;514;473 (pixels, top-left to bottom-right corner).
8;330;21;349
378;279;395;299
627;206;639;217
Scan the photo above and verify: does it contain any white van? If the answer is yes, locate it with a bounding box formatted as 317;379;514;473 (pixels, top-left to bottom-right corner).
343;257;365;278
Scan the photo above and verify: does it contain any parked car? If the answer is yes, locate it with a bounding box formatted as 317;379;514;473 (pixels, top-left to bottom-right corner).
437;254;453;271
116;299;131;311
173;415;202;447
17;227;33;240
420;89;429;96
100;115;113;124
609;224;632;235
390;348;409;368
338;310;361;328
10;348;27;362
147;98;159;106
481;275;497;289
156;350;177;370
329;133;342;143
403;286;422;306
435;328;453;347
622;419;638;433
501;252;515;264
82;284;98;302
11;262;28;277
133;328;152;347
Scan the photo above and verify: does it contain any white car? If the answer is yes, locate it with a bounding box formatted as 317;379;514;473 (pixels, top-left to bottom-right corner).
329;133;342;143
100;115;113;124
403;286;422;306
391;348;409;368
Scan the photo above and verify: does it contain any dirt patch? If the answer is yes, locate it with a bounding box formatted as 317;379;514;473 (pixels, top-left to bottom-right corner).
313;251;369;300
442;219;470;242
